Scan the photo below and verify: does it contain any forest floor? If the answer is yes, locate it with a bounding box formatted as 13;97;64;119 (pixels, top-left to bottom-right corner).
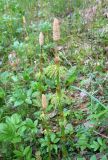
0;0;108;160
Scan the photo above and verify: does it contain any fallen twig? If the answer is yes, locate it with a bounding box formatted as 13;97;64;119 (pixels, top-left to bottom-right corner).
93;130;108;139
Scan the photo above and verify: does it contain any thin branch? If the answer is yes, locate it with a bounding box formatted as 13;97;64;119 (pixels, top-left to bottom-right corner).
71;86;107;109
93;130;108;139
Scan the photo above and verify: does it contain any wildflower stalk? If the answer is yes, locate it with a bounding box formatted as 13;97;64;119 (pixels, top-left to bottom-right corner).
39;32;44;94
22;16;28;38
55;56;67;157
42;94;52;160
53;18;67;158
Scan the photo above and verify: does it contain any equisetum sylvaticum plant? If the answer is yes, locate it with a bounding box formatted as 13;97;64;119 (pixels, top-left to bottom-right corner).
42;94;52;160
22;16;28;39
53;18;68;157
39;32;52;159
39;32;44;94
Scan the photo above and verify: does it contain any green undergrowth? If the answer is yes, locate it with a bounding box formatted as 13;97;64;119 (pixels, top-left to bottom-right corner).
0;0;108;159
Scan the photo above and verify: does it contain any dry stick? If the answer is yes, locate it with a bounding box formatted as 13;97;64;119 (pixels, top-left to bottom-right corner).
93;130;108;139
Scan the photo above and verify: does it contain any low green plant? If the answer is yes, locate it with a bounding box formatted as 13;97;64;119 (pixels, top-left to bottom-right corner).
0;0;108;159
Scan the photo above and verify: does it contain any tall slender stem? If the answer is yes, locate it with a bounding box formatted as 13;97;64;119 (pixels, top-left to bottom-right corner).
39;46;43;94
55;51;68;158
43;111;52;160
39;32;44;94
42;94;52;159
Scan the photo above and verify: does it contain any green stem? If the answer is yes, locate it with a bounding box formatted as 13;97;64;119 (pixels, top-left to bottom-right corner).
39;46;43;94
56;60;67;158
48;134;52;160
40;46;43;74
43;112;52;160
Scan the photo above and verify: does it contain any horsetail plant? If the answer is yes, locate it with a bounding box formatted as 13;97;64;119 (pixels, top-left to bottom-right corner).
53;18;68;158
53;18;60;41
39;32;44;73
42;94;47;110
39;32;44;94
22;16;28;39
42;94;52;160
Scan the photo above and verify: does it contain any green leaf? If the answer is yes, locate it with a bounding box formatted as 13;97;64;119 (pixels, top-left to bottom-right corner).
32;91;39;97
90;155;97;160
34;120;38;126
66;67;77;85
25;98;32;104
65;123;74;134
97;137;103;146
0;123;6;141
11;75;18;82
23;72;30;80
90;141;99;151
63;109;70;117
101;155;107;160
53;138;60;143
26;118;34;128
12;136;21;143
0;87;5;98
27;89;32;97
18;126;26;135
52;144;58;153
14;150;23;157
14;100;24;107
23;146;30;156
0;125;14;141
0;123;5;131
50;133;56;142
10;114;21;124
0;71;10;84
